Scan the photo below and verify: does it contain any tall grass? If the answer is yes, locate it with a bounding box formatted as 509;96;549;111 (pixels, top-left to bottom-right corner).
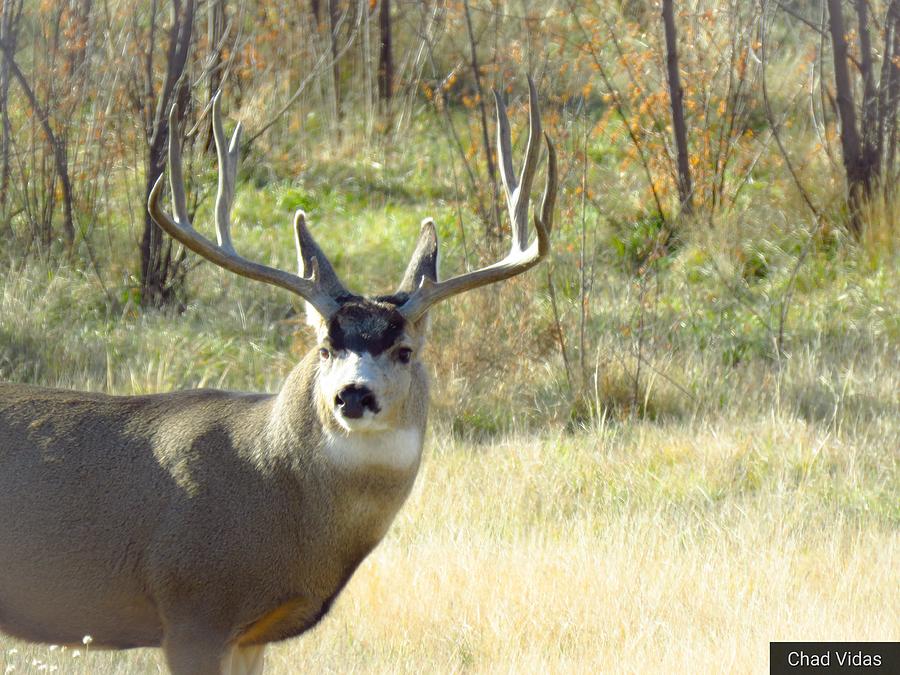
1;178;897;673
1;71;898;672
2;420;896;673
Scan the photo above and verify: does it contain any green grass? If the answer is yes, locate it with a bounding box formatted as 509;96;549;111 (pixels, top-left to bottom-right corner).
0;106;898;672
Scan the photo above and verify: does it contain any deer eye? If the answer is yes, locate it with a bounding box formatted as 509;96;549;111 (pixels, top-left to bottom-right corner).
319;348;331;360
396;347;413;364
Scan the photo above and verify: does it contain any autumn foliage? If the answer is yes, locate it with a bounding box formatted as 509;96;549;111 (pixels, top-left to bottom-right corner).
0;0;896;294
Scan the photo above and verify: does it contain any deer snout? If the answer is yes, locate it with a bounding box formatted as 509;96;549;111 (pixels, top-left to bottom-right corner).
335;385;380;419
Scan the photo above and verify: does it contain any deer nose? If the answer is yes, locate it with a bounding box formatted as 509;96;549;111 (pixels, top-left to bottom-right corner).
335;385;379;419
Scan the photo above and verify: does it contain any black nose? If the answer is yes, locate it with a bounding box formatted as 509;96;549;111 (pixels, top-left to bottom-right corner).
335;385;379;419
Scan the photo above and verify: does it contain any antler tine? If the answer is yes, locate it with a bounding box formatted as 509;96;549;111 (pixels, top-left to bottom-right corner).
148;97;341;319
212;91;241;253
166;103;190;227
494;76;543;252
494;89;517;203
398;79;556;323
515;77;543;249
538;131;558;246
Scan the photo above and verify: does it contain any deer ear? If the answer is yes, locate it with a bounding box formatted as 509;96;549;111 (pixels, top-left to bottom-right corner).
397;218;439;295
294;210;344;333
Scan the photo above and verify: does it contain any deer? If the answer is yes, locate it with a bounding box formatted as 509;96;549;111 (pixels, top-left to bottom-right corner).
0;79;556;675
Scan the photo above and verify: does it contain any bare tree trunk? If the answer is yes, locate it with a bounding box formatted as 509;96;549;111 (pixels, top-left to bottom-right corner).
328;0;341;120
879;0;900;181
662;0;693;216
139;0;194;308
0;39;75;249
826;0;866;234
854;0;880;185
462;0;499;239
0;0;22;216
65;0;92;76
205;0;225;153
377;0;392;101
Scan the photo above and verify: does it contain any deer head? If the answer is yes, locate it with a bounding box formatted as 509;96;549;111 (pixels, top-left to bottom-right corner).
149;79;557;437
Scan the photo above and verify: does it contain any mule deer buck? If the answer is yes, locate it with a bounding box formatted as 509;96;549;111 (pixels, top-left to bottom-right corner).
0;80;556;674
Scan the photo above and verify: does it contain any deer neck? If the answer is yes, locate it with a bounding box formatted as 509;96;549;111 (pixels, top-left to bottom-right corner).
265;350;424;547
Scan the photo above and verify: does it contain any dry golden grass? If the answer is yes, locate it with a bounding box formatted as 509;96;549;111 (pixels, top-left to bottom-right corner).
3;415;896;674
0;147;896;672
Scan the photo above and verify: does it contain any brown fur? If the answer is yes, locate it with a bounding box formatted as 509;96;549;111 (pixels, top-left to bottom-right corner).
5;80;552;672
0;336;430;672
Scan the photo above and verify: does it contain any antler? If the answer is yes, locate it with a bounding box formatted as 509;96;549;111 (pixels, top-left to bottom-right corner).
148;92;343;319
398;77;557;323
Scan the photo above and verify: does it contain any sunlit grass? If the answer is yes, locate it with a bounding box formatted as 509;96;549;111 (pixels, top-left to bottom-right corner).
2;419;896;673
280;422;897;673
0;124;897;674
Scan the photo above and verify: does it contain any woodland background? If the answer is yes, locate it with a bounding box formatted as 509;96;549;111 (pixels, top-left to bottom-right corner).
0;0;897;672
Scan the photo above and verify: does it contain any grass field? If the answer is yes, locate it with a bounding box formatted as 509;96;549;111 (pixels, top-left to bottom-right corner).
1;200;897;672
1;0;899;670
1;50;898;670
1;420;897;673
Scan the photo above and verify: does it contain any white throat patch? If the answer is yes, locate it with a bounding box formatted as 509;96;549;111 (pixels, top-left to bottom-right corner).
322;427;423;472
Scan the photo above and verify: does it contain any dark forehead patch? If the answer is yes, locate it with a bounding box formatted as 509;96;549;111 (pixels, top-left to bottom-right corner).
327;300;406;356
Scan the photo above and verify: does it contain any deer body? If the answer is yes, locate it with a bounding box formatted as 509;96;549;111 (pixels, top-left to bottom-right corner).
0;82;555;673
0;346;425;652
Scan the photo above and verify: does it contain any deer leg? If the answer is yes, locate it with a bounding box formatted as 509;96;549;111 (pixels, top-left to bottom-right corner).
223;644;267;675
162;625;230;675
